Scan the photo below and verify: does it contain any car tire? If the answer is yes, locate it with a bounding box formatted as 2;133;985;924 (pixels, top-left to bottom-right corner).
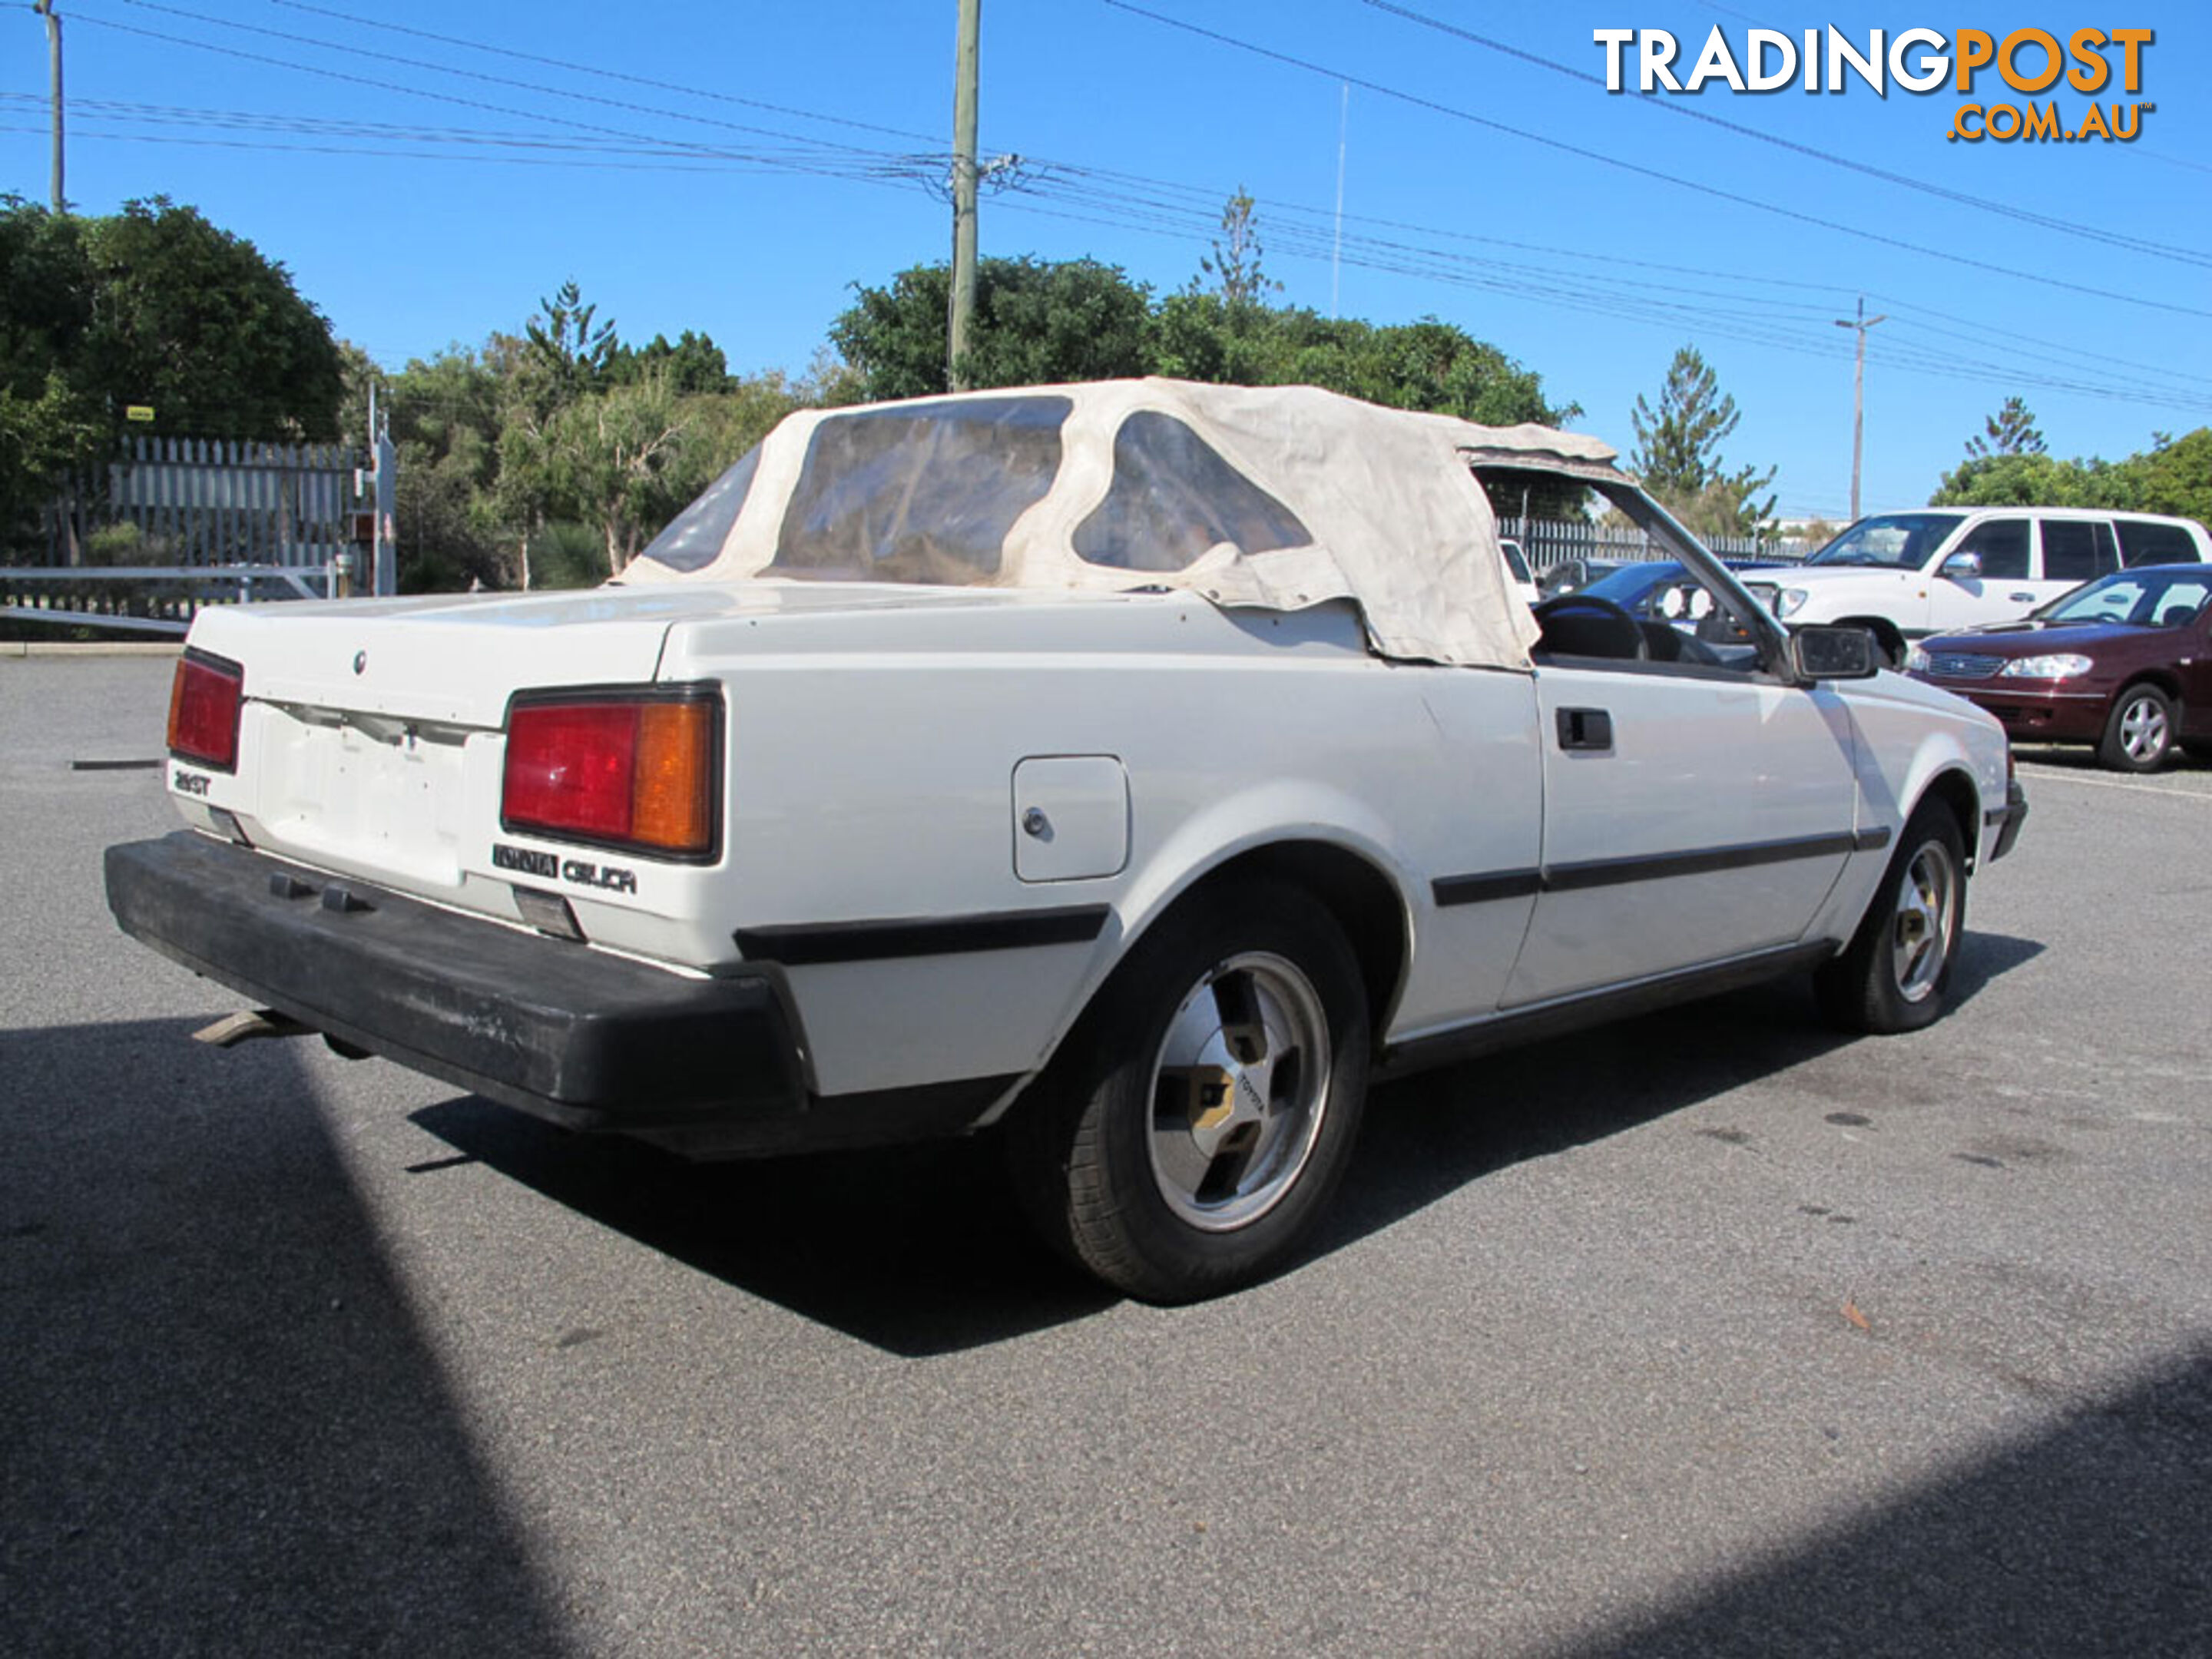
1814;802;1968;1035
1005;879;1370;1303
2097;684;2177;773
1839;619;1905;671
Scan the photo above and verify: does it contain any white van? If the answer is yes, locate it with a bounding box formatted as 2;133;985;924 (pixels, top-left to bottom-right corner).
1746;508;2210;664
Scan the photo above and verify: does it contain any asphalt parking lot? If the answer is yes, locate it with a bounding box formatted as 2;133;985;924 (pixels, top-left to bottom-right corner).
4;654;2208;1657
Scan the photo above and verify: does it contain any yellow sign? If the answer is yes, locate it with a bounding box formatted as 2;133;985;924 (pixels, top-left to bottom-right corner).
125;406;155;422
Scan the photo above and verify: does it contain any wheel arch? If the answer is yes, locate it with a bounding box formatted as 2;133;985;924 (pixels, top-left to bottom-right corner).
1171;839;1411;1041
2112;668;2184;705
989;833;1414;1128
1912;764;1983;871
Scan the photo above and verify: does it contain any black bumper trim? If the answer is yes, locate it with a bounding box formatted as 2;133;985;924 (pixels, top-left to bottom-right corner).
106;833;992;1155
1991;780;2029;861
735;902;1110;967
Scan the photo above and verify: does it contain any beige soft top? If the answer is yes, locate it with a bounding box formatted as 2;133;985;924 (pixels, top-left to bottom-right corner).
624;377;1627;670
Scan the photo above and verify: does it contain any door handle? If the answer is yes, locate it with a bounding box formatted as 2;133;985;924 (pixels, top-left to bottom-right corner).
2008;591;2036;602
1556;707;1614;752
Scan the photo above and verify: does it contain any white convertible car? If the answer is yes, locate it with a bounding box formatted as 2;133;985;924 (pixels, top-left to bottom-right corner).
108;379;2026;1301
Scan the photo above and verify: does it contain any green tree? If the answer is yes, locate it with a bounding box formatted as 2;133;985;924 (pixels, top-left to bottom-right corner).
609;329;730;396
499;369;800;582
1932;424;2212;523
1964;396;2046;459
1628;345;1776;532
1930;451;2114;508
830;258;1154;399
1;197;344;556
1148;295;1573;426
2124;428;2212;526
1198;188;1280;306
78;199;346;441
518;279;618;417
373;342;515;591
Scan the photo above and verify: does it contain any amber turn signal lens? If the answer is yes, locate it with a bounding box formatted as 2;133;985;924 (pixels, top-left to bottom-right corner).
631;700;715;854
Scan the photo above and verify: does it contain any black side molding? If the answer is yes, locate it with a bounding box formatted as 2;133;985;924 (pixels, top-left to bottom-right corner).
1433;827;1878;908
1432;869;1542;908
737;903;1111;967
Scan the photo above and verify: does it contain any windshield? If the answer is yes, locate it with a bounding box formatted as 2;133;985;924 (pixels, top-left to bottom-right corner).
2041;568;2212;627
1808;512;1965;570
1581;562;1677;608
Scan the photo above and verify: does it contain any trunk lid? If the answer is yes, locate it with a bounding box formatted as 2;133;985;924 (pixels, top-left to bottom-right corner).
186;587;738;726
182;588;704;899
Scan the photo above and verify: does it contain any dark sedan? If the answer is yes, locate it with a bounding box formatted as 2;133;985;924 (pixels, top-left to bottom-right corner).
1906;563;2212;772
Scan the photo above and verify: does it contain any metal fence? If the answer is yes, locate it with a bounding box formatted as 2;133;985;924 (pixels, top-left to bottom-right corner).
1497;516;1804;574
3;432;393;635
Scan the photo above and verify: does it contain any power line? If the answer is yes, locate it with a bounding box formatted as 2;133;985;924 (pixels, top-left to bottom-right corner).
105;0;899;162
18;94;2204;415
28;16;2205;418
1096;0;2212;321
66;12;941;187
1359;0;2212;271
264;0;941;148
985;194;2209;414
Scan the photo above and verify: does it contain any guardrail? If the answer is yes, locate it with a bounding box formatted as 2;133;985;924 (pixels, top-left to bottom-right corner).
1;563;351;637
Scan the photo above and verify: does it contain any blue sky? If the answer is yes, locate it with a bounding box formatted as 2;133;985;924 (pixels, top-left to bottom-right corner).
7;2;2207;520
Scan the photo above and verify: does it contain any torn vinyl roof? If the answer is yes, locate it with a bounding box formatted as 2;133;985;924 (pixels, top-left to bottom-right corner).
621;377;1633;670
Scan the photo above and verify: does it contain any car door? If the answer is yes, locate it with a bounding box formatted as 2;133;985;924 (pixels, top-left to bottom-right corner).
1924;515;2038;631
2029;518;2121;606
2173;584;2212;741
1503;657;1862;1007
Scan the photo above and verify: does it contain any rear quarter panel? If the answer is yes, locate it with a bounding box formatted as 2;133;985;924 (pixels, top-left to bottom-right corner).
661;598;1544;1098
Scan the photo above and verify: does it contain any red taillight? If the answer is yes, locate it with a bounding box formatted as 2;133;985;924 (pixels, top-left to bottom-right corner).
502;691;718;858
167;651;243;771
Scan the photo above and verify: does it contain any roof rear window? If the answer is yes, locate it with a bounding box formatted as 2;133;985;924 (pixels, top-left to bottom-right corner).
770;397;1069;584
1073;411;1313;572
638;445;760;573
2116;519;2203;568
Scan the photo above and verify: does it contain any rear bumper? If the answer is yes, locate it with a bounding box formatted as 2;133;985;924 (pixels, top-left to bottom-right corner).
104;833;1002;1157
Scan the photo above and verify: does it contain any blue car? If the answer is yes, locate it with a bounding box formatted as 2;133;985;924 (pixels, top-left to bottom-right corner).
1580;558;1795;644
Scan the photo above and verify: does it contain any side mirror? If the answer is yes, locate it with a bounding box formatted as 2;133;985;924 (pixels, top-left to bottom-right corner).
1792;624;1879;680
1941;550;1984;581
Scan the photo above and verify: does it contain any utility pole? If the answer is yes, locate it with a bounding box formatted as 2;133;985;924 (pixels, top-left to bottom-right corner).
947;0;981;391
35;0;64;213
1833;294;1887;521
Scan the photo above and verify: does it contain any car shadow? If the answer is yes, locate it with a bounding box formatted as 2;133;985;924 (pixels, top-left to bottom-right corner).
1947;928;2042;1004
0;1016;571;1655
412;930;2044;1356
1319;931;2041;1262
